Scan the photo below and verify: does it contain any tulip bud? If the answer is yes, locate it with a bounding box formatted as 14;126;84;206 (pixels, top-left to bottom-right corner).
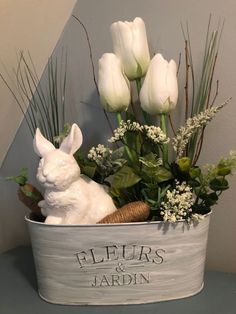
140;53;178;115
98;53;131;112
110;17;150;80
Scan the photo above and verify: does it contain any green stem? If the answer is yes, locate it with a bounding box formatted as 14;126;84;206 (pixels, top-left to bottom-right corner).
135;77;142;94
116;112;133;162
135;78;151;125
160;114;168;166
116;112;122;126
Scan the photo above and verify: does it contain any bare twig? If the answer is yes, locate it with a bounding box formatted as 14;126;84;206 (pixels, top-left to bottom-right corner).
193;95;231;165
72;15;99;94
72;15;114;137
192;127;205;165
177;52;181;76
210;79;219;108
168;114;176;136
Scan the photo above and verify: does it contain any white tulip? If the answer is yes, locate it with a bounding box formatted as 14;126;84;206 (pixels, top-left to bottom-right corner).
140;53;178;115
98;53;131;112
110;17;150;80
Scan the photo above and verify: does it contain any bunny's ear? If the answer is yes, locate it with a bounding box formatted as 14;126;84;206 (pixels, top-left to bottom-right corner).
33;128;55;157
60;124;83;155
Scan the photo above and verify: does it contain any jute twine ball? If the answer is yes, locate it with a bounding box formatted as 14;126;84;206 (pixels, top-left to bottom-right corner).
98;201;150;224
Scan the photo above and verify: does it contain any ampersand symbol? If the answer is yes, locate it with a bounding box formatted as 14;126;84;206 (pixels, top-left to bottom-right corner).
115;262;126;273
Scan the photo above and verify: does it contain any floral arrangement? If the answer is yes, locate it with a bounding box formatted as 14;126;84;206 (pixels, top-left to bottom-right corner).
6;17;236;224
77;17;236;223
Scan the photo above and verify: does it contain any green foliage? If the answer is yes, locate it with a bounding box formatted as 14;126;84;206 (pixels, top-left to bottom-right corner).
74;150;97;179
102;121;235;214
74;146;127;185
111;165;141;189
182;18;224;163
7;168;28;186
0;51;67;144
209;177;229;191
6;18;235;224
53;123;71;146
177;157;191;172
141;163;172;184
189;167;201;178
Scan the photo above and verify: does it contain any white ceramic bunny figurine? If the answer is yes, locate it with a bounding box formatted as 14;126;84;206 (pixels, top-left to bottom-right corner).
33;124;117;224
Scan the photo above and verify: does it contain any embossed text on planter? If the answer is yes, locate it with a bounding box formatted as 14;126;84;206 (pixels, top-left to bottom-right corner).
75;244;165;287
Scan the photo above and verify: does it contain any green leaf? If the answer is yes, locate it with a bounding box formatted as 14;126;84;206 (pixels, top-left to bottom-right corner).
81;164;97;178
110;187;121;198
125;131;142;158
154;167;173;183
199;192;218;206
141;187;159;204
135;134;142;155
74;149;85;164
188;179;201;187
189;167;201;178
198;192;208;200
6;168;28;186
192;203;211;215
217;165;231;176
139;152;161;168
210;177;229;191
205;192;218;206
111;147;125;160
74;150;97;179
111;165;141;189
141;161;172;183
140;153;172;183
125;110;136;122
208;192;219;201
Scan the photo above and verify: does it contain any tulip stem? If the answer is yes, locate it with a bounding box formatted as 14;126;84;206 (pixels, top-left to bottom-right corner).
160;114;169;166
135;78;151;125
116;112;122;126
116;112;133;162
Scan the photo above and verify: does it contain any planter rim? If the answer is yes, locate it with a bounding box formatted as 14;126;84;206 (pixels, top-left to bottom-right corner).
25;211;211;228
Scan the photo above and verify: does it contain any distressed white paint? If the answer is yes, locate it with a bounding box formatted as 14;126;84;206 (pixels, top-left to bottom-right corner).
26;214;211;305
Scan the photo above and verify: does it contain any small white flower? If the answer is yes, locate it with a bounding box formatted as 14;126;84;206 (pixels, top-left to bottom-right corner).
108;120;143;143
172;99;230;159
160;181;194;222
144;125;169;144
88;144;112;167
108;120;170;146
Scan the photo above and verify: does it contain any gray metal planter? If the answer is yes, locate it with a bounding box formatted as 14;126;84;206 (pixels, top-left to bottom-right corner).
26;213;211;305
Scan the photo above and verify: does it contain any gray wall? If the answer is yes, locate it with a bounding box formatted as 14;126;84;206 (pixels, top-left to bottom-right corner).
1;0;236;272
